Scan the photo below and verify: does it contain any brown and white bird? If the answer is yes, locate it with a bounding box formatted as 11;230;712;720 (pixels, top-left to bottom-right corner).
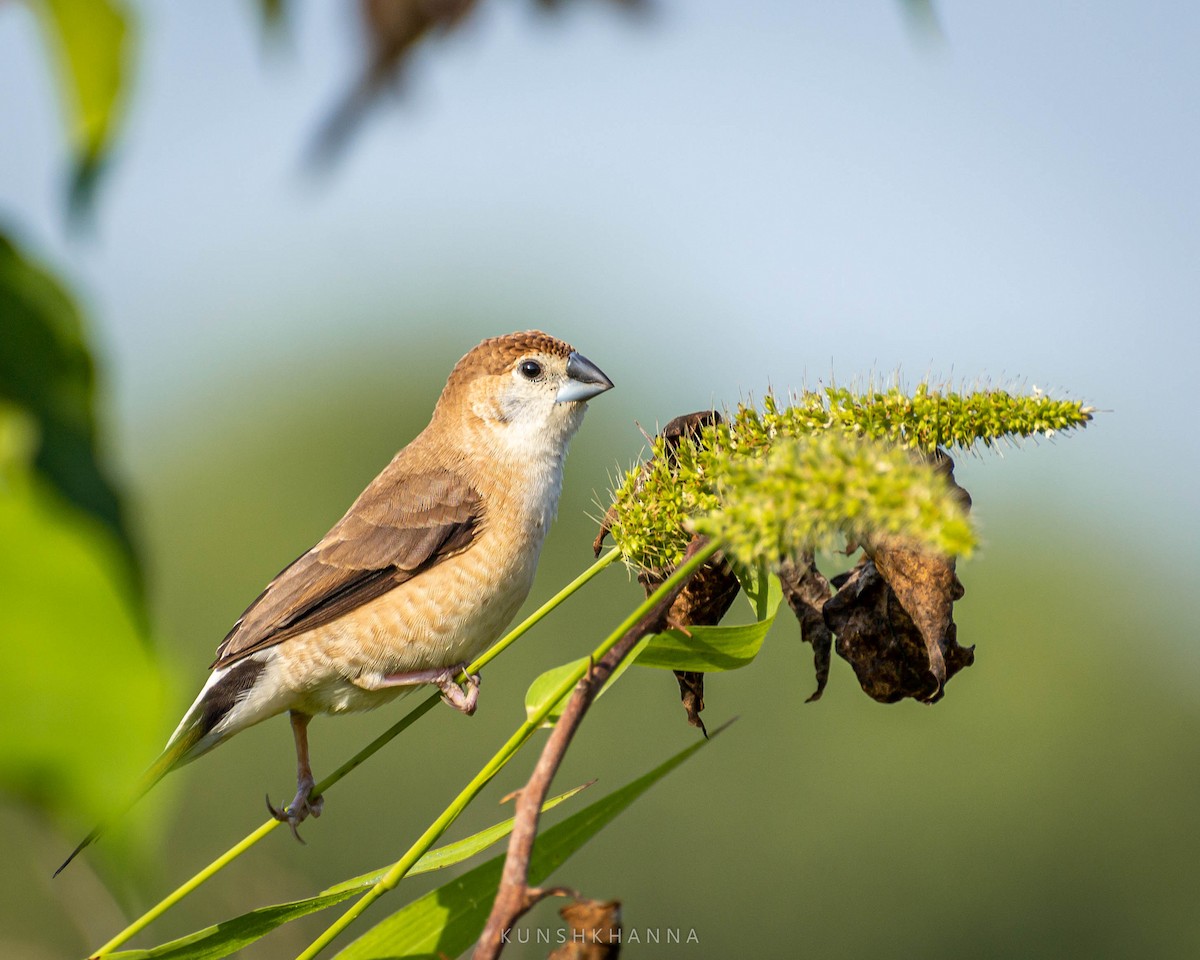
56;331;613;874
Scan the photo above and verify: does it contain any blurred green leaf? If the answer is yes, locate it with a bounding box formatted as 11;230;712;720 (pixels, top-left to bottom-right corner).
0;230;141;593
104;783;592;960
0;230;164;854
26;0;132;213
333;726;726;960
0;410;168;833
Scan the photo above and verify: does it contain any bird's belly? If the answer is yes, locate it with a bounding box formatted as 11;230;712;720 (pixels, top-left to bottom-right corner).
270;531;539;716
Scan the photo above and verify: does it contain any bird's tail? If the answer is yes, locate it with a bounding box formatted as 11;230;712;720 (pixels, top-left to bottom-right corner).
54;658;268;876
52;724;202;878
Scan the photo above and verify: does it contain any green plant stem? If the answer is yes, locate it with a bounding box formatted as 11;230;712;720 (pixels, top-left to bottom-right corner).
91;549;621;957
296;539;721;960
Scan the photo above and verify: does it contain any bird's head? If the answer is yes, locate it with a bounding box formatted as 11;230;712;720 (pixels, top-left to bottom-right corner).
433;331;614;461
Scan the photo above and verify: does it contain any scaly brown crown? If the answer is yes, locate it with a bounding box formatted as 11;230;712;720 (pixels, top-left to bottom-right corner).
443;331;575;392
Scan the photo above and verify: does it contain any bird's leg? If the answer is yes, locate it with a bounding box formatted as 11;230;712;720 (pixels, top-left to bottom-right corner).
362;662;481;716
266;710;324;841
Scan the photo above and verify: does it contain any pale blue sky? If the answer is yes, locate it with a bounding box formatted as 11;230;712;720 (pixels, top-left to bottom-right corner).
1;0;1197;552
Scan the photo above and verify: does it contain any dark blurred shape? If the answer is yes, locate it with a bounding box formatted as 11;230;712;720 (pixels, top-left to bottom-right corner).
66;151;108;229
822;450;973;703
548;898;623;959
536;0;650;12
596;411;739;734
257;0;288;32
777;550;834;702
899;0;945;47
310;0;481;168
311;0;650;169
0;230;141;598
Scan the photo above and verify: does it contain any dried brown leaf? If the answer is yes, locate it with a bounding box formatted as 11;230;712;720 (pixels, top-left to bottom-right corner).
597;412;736;731
547;898;623;959
821;451;974;703
777;552;834;702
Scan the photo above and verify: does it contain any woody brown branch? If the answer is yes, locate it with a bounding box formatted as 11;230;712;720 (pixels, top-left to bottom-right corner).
472;536;712;960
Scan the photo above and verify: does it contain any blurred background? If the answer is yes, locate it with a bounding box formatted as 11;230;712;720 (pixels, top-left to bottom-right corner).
1;1;1198;957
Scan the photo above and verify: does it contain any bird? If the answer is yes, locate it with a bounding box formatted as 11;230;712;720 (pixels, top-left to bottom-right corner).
55;330;613;875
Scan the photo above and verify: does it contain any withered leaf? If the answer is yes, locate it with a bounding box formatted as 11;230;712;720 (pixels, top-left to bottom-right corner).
637;547;740;736
871;540;968;696
548;898;623;959
823;560;936;702
820;451;979;705
821;449;974;703
596;412;736;733
673;671;706;734
777;551;834;702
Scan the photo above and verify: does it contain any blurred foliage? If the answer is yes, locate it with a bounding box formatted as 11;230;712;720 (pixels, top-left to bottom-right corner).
0;230;140;585
0;230;168;876
24;0;132;215
0;409;167;839
11;0;935;210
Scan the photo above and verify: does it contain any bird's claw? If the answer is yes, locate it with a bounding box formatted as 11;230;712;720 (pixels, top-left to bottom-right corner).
437;667;481;716
266;778;323;842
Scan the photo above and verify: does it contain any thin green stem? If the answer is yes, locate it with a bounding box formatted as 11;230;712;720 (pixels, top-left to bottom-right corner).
296;540;720;960
91;821;278;957
91;549;620;957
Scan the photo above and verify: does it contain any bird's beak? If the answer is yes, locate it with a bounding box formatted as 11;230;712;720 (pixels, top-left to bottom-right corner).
556;351;615;404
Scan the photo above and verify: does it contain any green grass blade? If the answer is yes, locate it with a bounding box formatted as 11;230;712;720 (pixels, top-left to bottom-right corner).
333;723;731;960
104;785;592;960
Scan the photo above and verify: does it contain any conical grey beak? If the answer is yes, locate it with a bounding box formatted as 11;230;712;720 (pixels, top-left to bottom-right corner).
556;351;615;404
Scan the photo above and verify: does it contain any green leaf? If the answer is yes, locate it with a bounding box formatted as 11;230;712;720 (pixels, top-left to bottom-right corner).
0;410;167;837
523;638;649;725
0;231;140;590
633;620;773;672
738;559;781;620
28;0;133;212
333;725;728;960
633;561;782;672
105;785;592;960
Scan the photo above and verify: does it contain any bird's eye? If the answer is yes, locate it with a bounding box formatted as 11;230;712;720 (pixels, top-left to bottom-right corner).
518;359;543;380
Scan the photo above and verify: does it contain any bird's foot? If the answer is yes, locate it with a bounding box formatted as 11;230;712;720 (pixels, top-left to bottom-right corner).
372;662;481;716
435;664;481;716
266;775;323;842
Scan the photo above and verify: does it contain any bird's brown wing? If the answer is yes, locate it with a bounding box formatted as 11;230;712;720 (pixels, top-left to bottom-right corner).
212;467;483;669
